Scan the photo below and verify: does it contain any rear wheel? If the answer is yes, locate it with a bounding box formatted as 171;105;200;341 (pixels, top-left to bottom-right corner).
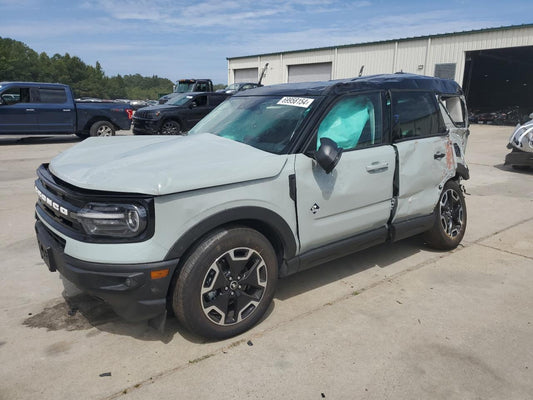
172;227;278;339
90;121;115;136
159;120;181;135
424;180;467;250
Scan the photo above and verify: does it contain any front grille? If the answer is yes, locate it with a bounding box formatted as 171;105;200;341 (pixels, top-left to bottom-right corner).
35;164;155;243
134;110;152;119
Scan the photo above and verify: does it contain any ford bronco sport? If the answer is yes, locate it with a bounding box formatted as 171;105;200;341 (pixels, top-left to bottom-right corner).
35;73;469;339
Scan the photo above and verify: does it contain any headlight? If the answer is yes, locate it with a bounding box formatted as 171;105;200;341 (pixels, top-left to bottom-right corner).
146;111;160;119
75;203;147;238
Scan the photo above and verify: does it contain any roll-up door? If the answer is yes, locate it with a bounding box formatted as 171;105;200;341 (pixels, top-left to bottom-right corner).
234;68;258;83
288;62;332;83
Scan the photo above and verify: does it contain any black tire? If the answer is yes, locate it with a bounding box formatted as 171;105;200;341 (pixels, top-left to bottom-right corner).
172;226;278;339
89;121;115;137
159;120;181;135
424;180;467;250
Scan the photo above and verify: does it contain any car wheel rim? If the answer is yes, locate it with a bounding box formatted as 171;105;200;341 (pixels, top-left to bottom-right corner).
161;122;179;135
439;188;464;239
97;125;113;136
200;247;268;326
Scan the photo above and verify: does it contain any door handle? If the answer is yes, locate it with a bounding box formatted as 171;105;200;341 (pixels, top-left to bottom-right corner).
366;162;389;173
62;109;71;112
25;108;35;112
434;152;445;160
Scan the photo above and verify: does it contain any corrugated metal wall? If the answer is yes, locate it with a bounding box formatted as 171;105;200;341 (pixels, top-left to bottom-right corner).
228;25;533;85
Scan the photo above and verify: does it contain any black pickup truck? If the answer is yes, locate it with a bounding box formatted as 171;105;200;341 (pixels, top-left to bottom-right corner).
0;82;133;137
133;91;229;135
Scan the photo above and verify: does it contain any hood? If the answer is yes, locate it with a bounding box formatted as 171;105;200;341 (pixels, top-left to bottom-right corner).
135;104;178;114
49;134;288;195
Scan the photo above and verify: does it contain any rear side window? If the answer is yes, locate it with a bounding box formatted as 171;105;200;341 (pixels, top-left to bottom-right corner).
392;91;445;140
316;92;383;151
39;88;67;104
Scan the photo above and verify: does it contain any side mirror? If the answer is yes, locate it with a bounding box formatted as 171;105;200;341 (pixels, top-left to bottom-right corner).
190;101;197;108
315;137;343;174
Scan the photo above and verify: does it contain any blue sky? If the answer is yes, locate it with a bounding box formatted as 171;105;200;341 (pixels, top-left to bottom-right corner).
1;0;532;84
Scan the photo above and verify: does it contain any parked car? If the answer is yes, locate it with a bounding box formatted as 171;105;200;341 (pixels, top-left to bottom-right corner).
219;82;261;94
34;73;469;339
0;82;132;137
158;79;214;104
133;92;229;135
505;113;533;169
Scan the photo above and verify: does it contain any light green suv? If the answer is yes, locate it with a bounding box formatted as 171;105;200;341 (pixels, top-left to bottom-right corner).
35;74;469;339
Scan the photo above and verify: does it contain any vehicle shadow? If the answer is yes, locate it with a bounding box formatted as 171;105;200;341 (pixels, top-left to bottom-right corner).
0;135;81;146
494;163;533;175
26;235;434;343
275;235;426;301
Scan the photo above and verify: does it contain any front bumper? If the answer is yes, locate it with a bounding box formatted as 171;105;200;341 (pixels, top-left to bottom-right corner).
132;118;161;135
35;220;178;322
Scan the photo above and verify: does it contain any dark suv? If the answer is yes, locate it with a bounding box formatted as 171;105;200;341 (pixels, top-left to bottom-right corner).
133;92;229;135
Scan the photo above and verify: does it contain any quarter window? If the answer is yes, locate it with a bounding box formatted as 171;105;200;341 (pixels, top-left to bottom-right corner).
392;91;445;140
441;96;466;127
316;92;383;151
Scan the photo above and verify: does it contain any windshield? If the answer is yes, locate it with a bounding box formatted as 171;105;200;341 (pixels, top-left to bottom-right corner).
189;95;317;154
167;94;193;106
175;82;195;93
225;83;240;90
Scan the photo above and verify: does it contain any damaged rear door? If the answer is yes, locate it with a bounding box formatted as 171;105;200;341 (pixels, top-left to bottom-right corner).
391;90;454;222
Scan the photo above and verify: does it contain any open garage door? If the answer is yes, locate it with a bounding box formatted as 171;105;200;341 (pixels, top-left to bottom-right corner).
288;62;332;83
463;45;533;123
234;68;258;83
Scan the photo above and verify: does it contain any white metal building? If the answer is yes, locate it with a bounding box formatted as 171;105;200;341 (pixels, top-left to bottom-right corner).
227;24;533;111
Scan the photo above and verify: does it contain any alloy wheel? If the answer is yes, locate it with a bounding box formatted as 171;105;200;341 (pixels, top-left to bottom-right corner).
439;188;464;238
200;247;268;326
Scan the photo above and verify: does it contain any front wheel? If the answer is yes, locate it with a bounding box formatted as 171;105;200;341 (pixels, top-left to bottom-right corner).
424;180;467;250
90;121;115;136
159;120;181;135
172;227;278;339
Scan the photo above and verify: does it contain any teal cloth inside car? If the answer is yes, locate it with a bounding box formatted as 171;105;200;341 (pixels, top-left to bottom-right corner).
317;97;372;150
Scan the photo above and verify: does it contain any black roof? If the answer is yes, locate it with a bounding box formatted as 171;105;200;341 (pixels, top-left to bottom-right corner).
234;73;462;97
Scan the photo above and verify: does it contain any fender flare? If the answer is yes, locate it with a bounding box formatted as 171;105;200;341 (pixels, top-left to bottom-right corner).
164;206;297;261
455;163;470;180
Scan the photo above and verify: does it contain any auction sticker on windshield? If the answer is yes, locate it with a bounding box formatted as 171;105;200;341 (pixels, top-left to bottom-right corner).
277;97;314;108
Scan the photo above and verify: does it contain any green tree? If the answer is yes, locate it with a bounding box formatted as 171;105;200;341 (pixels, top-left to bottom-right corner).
0;37;174;100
